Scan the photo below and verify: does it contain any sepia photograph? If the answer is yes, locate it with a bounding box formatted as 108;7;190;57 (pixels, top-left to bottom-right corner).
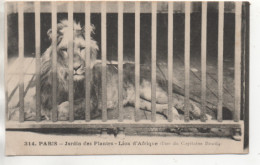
4;0;249;155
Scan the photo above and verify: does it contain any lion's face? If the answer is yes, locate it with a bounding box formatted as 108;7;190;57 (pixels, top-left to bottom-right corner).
46;20;98;82
57;30;86;81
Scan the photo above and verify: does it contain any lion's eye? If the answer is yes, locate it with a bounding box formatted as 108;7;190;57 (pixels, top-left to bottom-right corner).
60;48;67;52
80;47;85;51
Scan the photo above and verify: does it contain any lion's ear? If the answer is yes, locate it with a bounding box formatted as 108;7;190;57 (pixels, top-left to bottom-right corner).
82;24;95;35
47;23;64;41
47;29;52;41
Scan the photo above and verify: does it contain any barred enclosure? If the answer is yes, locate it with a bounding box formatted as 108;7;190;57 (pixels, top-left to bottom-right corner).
5;1;249;141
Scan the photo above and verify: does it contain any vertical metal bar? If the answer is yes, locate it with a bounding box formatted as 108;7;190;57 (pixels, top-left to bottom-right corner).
51;1;58;122
101;2;107;122
201;2;207;121
241;2;246;123
234;2;242;122
151;2;157;122
118;2;124;122
167;2;173;122
35;1;41;122
135;2;140;122
217;2;224;122
85;2;91;121
5;3;8;121
243;2;249;149
68;2;74;122
18;2;24;122
184;2;191;122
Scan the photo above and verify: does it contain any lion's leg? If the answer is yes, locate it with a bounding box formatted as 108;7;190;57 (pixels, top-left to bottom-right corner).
139;80;203;120
57;98;96;120
57;101;69;120
172;93;201;118
139;99;180;119
172;94;211;120
139;97;207;120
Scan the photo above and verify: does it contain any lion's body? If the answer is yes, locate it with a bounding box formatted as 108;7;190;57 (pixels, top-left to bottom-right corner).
39;20;204;121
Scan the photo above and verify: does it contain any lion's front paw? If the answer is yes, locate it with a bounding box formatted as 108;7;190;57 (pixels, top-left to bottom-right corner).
190;103;202;119
169;107;182;120
58;101;70;121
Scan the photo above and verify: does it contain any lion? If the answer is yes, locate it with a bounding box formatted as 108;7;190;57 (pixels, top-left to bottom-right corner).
40;20;206;121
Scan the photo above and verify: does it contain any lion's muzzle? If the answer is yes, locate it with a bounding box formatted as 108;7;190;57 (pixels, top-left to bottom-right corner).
73;60;85;81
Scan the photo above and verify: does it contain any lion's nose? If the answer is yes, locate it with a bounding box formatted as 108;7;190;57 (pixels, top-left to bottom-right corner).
73;64;81;72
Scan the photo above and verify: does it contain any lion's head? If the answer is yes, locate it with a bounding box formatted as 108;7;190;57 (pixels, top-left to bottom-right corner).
41;20;99;91
40;20;99;111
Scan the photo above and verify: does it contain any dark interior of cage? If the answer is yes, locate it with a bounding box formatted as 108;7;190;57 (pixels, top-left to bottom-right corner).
7;12;243;122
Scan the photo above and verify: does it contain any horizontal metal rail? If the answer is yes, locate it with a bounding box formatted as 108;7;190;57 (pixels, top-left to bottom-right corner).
6;120;243;129
6;1;238;14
